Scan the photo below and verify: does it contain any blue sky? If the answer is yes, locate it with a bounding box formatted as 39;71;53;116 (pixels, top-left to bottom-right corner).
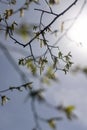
0;0;87;130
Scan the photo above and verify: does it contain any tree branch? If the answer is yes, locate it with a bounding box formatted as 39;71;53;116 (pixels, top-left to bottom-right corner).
24;0;78;47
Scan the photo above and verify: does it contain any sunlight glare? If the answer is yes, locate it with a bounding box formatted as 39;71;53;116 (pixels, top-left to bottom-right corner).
68;14;87;49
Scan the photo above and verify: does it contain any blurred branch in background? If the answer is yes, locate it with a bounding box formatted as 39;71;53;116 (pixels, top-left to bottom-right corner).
71;65;87;76
0;41;28;82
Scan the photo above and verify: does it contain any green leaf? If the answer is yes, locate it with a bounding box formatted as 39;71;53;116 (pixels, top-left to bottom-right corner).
46;67;55;80
61;21;64;32
58;51;63;59
64;52;72;61
18;58;25;65
63;68;68;74
8;0;16;4
20;8;24;17
64;55;70;61
48;119;56;129
27;61;37;75
4;9;13;19
33;25;38;31
11;0;16;4
1;96;10;105
39;57;48;75
16;23;31;41
11;21;18;31
68;52;72;57
40;39;43;48
65;63;70;70
64;105;75;120
53;57;58;68
49;0;59;5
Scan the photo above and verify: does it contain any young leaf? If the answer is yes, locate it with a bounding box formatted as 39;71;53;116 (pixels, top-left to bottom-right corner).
53;57;58;68
20;9;24;17
61;21;64;32
11;0;16;4
33;25;38;31
18;58;25;65
64;105;75;120
58;51;63;59
48;119;56;129
49;0;59;5
1;96;10;105
4;9;13;19
46;67;55;80
11;21;18;31
40;39;43;48
63;68;68;74
27;61;37;75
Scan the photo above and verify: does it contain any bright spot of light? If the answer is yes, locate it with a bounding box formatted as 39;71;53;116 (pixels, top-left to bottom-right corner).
68;14;87;49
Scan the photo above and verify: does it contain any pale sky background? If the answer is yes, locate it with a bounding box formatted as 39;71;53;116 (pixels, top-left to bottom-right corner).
0;0;87;130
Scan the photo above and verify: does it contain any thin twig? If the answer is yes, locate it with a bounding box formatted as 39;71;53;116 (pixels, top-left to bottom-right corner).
24;0;78;47
44;0;53;13
34;8;57;16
